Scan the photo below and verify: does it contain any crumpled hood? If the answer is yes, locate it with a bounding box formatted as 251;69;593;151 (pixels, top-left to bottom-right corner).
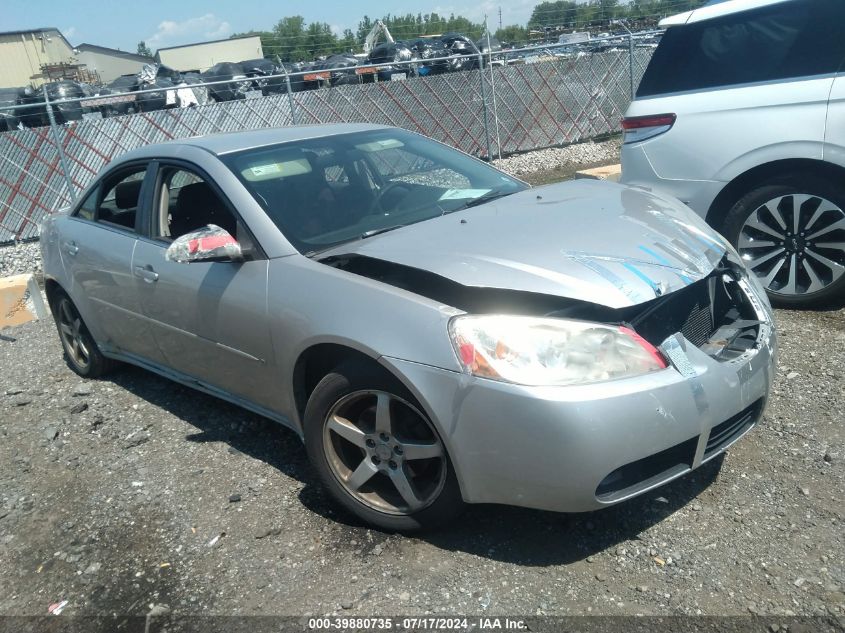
329;179;727;309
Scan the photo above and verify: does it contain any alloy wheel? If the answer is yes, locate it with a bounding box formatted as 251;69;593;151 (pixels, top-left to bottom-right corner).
57;298;91;370
738;194;845;296
322;390;447;515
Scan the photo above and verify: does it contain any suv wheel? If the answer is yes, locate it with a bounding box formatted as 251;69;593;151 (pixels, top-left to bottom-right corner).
723;178;845;307
304;361;464;531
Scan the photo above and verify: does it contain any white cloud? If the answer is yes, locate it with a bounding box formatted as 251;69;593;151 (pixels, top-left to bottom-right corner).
64;26;77;40
146;13;232;50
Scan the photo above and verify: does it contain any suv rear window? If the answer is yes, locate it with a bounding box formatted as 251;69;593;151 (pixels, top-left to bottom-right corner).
637;0;845;97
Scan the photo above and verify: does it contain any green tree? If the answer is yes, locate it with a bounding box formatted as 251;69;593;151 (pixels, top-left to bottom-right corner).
136;41;153;57
495;25;529;47
527;1;577;29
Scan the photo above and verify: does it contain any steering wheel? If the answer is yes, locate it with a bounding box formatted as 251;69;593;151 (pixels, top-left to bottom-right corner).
369;181;412;215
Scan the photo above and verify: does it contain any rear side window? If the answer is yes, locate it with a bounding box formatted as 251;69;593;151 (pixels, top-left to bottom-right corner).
637;0;845;97
74;167;147;232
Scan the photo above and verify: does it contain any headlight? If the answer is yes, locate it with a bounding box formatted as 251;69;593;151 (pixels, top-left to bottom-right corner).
449;315;667;387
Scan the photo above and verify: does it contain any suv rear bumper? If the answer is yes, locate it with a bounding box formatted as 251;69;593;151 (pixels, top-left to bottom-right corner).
621;142;724;220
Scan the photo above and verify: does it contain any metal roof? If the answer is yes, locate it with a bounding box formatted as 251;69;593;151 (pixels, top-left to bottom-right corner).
75;43;153;63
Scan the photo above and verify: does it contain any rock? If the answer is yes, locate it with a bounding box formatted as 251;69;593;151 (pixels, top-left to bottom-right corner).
372;544;383;556
799;487;810;497
341;601;353;610
148;604;171;617
69;402;88;415
14;397;32;406
595;573;607;582
636;585;648;593
824;452;833;463
90;416;105;429
786;372;799;380
123;434;150;449
254;527;281;539
83;562;101;574
5;387;24;396
228;493;241;503
691;502;703;511
72;385;92;397
399;591;410;602
586;555;596;563
43;426;59;441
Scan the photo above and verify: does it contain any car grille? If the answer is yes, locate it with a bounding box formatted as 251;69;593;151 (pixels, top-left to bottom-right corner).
628;260;760;358
704;399;762;460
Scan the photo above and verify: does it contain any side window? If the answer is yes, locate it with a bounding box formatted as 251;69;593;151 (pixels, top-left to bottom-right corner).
638;0;845;97
73;167;146;231
155;167;239;241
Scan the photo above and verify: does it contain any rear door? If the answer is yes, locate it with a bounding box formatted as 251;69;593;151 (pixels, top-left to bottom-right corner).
59;162;166;363
131;161;277;409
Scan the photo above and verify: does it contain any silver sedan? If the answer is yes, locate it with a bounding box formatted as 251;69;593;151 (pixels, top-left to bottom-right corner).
40;124;777;530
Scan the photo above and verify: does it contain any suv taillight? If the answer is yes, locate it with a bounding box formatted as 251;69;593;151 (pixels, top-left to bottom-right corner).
621;113;676;143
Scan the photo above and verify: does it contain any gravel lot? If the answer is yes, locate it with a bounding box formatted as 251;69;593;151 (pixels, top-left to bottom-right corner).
0;139;843;627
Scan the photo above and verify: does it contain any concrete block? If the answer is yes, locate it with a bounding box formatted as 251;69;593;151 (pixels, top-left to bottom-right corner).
575;163;622;182
0;274;48;328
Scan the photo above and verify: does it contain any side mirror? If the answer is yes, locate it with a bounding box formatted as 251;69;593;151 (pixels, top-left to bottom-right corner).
165;224;244;264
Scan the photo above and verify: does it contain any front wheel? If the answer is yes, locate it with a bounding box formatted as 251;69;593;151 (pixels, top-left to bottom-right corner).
723;178;845;308
303;362;464;531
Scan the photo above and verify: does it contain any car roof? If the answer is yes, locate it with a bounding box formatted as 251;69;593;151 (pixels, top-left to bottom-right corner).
118;123;393;161
660;0;793;27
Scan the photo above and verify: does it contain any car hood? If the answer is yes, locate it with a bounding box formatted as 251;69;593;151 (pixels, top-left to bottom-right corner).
326;180;727;309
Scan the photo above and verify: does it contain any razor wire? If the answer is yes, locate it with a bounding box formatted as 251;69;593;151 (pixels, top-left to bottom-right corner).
0;39;654;244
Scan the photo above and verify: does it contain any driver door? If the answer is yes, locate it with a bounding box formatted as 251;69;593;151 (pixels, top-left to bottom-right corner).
131;161;277;410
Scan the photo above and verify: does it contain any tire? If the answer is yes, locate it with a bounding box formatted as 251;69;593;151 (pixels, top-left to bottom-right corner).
303;361;464;531
50;291;115;378
722;175;845;308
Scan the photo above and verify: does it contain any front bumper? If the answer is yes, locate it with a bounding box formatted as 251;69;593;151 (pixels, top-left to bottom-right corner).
383;298;777;513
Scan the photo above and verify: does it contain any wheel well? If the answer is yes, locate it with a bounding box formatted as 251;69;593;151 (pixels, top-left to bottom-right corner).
706;159;845;231
43;278;64;313
292;344;384;423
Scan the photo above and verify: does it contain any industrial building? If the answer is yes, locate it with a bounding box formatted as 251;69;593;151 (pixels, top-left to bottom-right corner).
0;28;76;88
74;44;153;83
154;35;264;72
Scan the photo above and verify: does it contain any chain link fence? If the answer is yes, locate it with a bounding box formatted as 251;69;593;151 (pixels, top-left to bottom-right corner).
0;36;655;244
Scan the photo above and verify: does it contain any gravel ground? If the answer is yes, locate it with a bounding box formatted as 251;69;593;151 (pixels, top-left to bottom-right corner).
493;137;622;178
1;309;843;621
0;137;842;626
0;241;41;278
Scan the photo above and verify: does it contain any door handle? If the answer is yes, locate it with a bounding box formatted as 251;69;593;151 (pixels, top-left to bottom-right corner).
63;241;79;256
134;265;159;283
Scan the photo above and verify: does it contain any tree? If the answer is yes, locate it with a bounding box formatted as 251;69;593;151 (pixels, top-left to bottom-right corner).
137;41;153;57
527;1;577;29
495;25;529;47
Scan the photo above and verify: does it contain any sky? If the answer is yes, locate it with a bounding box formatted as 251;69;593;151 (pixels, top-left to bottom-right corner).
5;0;538;52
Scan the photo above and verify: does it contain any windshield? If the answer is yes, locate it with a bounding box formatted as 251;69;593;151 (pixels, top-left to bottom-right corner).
220;129;527;254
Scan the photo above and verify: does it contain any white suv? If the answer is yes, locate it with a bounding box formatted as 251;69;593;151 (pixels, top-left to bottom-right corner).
621;0;845;307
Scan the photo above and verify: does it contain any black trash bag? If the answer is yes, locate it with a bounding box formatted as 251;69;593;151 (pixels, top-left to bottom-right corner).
321;54;361;87
240;58;285;95
283;62;309;92
104;74;141;116
440;33;479;72
41;81;86;123
0;87;22;131
201;62;253;102
135;64;185;113
15;86;48;128
367;41;414;82
405;38;450;76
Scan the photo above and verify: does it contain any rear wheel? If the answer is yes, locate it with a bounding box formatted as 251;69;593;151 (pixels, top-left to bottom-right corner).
51;292;115;378
723;177;845;308
304;362;464;531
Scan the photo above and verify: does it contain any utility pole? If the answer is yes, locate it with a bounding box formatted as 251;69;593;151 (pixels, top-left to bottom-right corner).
498;6;503;30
